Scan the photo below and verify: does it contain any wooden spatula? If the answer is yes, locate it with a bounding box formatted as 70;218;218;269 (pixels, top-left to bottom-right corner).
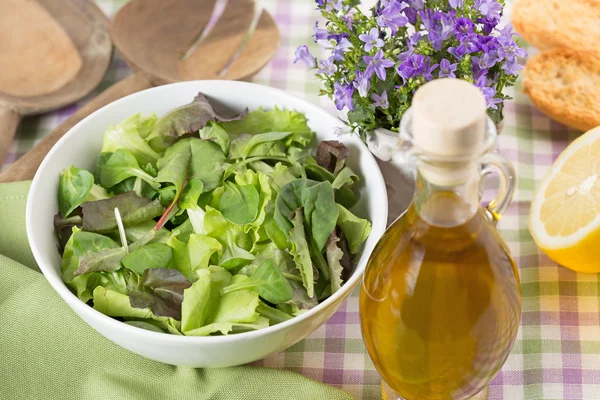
0;0;280;183
0;0;111;166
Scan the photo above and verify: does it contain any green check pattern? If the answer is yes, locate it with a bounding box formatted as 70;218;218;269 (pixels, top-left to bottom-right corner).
2;1;600;399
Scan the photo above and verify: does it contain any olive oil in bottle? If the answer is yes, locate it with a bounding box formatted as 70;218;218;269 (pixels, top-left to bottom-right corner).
360;79;521;400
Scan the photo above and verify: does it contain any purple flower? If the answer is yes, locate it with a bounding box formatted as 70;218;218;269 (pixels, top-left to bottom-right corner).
428;28;444;51
353;70;370;98
477;35;499;54
359;27;385;52
326;0;344;12
472;53;497;70
377;2;408;35
372;90;389;109
454;18;474;38
407;0;424;10
438;58;458;78
502;59;524;76
456;33;480;55
332;38;353;61
294;45;315;68
449;0;463;8
403;7;418;25
315;0;326;6
476;0;503;21
475;76;503;110
397;54;427;82
497;24;527;62
364;50;395;81
317;57;337;75
448;46;467;59
420;9;442;30
334;82;354;110
342;13;354;30
313;22;329;42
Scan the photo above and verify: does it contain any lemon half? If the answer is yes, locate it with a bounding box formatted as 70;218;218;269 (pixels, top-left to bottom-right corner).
529;126;600;273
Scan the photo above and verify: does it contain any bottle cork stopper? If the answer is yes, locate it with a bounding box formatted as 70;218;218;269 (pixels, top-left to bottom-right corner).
412;79;487;158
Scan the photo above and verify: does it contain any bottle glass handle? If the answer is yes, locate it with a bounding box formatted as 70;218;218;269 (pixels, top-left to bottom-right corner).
479;153;516;222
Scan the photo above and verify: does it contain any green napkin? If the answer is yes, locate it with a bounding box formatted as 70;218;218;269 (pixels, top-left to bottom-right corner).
0;181;353;400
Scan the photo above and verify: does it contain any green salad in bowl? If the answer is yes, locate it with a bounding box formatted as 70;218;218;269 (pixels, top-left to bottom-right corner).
54;93;372;336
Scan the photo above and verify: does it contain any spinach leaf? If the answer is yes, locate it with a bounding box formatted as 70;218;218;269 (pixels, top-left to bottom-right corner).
274;179;338;251
256;300;292;324
304;163;357;209
199;122;230;155
129;268;192;320
288;209;314;298
220;260;294;304
58;165;94;218
336;204;372;254
221;107;313;147
100;149;160;190
167;233;222;281
156;139;192;196
121;243;173;275
81;192;165;234
219;182;259;225
101;113;161;166
316;140;349;174
189;139;227;192
332;166;359;190
147;93;247;142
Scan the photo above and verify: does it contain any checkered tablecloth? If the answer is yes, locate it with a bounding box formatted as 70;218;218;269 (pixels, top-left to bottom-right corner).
3;1;600;399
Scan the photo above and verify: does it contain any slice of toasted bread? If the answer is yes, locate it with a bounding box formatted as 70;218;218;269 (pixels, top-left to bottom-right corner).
512;0;600;53
523;48;600;132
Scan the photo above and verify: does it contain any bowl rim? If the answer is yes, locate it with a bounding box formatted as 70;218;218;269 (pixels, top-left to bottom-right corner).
27;80;388;344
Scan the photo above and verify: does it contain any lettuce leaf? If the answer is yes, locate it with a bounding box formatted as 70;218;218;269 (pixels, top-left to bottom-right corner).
101;113;161;166
336;204;372;254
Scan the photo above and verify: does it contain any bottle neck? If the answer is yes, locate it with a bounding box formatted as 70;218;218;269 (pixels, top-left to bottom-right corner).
413;160;481;227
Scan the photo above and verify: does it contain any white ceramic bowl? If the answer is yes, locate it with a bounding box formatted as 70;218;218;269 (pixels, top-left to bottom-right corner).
27;81;388;367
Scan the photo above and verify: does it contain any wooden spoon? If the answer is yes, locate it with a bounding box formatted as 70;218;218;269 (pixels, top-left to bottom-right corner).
0;0;280;182
0;0;111;166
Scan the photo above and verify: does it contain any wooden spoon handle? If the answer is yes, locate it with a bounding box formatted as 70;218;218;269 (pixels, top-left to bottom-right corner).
0;73;153;183
0;106;22;167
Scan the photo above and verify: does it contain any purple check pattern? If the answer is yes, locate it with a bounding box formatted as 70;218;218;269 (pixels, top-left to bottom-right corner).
3;1;600;399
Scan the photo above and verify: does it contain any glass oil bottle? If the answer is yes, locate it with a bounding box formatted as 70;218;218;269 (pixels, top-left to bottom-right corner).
360;79;521;400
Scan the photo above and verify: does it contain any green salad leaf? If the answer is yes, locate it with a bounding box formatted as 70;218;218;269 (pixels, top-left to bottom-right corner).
288;209;314;298
101;114;161;166
221;260;294;304
336;204;372;254
199;122;231;155
58;165;94;218
219;182;260;225
121;243;173;275
100;149;160;190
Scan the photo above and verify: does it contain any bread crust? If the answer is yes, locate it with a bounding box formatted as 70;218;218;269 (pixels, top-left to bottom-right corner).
512;0;600;54
523;48;600;132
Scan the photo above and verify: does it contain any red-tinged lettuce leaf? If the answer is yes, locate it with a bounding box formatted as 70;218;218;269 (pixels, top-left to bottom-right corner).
148;93;248;140
285;281;318;311
316;140;349;174
81;192;165;234
326;226;353;294
129;268;192;320
54;209;83;254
